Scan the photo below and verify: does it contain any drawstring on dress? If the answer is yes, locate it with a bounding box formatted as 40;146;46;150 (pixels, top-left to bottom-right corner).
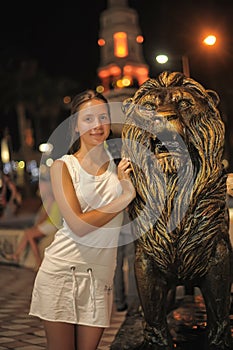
71;266;78;322
70;265;96;320
87;268;96;318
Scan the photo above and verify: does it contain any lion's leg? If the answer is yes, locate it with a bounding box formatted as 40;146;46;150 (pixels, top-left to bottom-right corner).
199;240;232;350
134;246;174;350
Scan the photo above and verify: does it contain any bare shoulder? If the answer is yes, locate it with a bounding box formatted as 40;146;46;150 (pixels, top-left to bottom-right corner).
50;159;67;178
50;159;63;175
51;158;64;167
50;159;72;183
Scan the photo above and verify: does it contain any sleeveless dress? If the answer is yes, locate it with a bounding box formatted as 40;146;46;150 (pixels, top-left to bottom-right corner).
29;154;123;327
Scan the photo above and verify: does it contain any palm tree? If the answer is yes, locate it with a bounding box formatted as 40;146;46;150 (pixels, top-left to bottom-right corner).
0;55;79;196
0;56;79;163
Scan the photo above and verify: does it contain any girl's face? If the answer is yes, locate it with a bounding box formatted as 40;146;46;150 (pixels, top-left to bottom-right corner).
76;98;111;148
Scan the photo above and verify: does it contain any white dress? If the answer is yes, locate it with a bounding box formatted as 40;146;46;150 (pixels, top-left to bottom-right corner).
29;154;123;327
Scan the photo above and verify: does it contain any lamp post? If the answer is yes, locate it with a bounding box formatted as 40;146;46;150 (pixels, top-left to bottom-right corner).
155;34;217;78
181;55;190;78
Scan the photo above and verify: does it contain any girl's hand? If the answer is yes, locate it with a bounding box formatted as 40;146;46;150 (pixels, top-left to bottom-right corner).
118;158;136;201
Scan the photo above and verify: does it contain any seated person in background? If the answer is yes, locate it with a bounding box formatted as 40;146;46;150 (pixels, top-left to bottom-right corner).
0;173;22;218
6;176;62;268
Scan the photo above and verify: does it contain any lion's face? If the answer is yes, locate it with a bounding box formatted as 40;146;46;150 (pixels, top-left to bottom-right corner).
122;71;224;177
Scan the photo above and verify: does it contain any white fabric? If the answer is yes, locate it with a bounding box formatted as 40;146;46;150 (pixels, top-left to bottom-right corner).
30;239;115;327
29;154;123;327
61;154;123;249
37;221;58;236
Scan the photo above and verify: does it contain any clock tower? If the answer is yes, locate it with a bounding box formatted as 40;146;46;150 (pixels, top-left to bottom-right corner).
97;0;149;102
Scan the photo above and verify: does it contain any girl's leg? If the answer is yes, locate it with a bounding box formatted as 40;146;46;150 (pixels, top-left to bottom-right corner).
76;325;104;350
43;321;75;350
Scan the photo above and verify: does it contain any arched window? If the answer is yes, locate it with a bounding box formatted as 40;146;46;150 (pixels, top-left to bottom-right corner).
113;32;128;58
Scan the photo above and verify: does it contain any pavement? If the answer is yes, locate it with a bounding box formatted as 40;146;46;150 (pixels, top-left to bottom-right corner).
0;263;127;350
1;264;232;350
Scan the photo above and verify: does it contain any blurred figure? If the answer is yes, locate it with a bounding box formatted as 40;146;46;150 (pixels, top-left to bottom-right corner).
0;172;22;218
6;176;61;269
114;209;139;311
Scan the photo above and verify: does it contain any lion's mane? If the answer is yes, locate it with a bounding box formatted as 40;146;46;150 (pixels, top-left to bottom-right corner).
122;71;229;281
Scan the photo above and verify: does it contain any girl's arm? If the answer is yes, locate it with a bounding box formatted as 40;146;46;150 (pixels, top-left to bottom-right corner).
50;158;135;237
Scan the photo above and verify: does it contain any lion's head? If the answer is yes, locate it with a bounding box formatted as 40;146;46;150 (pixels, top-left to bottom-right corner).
122;71;228;280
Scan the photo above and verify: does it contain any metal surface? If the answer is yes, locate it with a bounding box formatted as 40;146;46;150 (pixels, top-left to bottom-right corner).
121;71;233;349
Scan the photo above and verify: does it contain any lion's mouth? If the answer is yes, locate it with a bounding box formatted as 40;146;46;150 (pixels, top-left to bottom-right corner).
150;132;185;158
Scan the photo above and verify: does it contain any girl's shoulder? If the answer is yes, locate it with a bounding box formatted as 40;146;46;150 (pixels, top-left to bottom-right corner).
56;154;73;163
55;154;80;184
53;154;78;169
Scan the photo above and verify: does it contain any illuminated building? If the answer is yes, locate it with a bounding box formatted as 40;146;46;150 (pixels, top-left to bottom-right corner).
97;0;149;102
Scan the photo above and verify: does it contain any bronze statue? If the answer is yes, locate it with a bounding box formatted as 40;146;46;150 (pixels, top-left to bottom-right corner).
121;71;232;349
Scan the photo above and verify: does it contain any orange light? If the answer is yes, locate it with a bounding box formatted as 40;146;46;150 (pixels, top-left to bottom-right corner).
98;38;105;46
124;65;133;74
63;96;71;104
113;32;128;58
203;35;217;46
98;70;109;79
116;79;124;88
136;35;144;44
25;128;34;147
136;67;148;75
110;65;121;76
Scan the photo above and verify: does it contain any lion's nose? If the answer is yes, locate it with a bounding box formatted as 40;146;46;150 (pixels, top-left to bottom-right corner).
151;113;179;134
154;112;178;121
153;116;163;125
152;114;178;127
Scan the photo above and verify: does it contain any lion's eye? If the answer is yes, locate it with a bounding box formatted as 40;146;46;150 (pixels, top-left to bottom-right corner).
178;100;193;110
144;102;155;110
138;102;155;114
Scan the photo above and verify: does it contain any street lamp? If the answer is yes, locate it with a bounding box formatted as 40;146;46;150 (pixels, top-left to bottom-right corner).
203;35;217;46
155;34;217;78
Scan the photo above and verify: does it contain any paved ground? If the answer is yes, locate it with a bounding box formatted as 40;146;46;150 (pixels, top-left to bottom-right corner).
0;263;126;350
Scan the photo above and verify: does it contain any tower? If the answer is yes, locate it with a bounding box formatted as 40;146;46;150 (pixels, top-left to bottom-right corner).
97;0;149;102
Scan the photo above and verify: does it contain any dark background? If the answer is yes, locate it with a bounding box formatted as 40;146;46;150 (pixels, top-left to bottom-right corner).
0;0;233;167
1;1;232;86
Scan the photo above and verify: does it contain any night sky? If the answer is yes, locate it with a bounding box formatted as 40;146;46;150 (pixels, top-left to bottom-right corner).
1;0;233;89
1;0;233;166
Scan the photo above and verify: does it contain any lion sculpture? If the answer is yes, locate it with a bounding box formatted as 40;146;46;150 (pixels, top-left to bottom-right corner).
121;71;232;349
